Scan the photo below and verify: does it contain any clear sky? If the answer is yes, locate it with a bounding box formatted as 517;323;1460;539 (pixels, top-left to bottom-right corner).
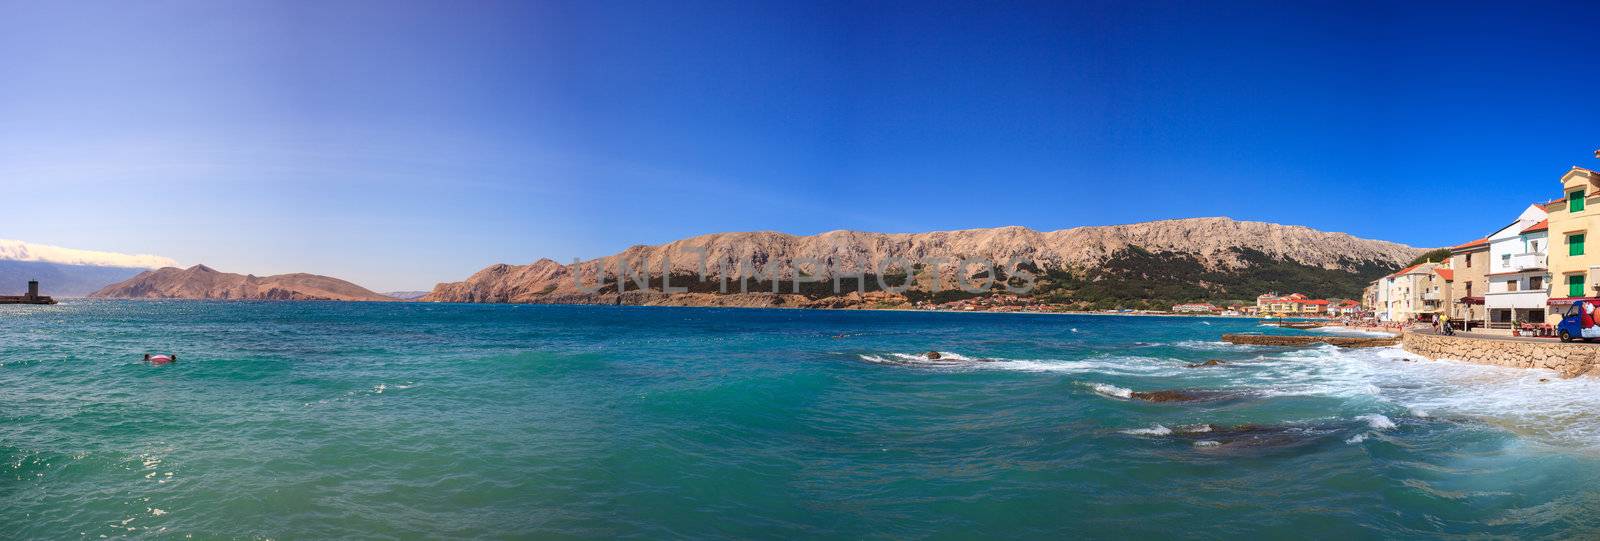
2;1;1597;291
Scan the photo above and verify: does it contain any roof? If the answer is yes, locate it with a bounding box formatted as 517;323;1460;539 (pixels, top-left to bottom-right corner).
1522;219;1549;234
1434;268;1454;280
1450;237;1489;251
1389;263;1425;277
1300;299;1329;305
1339;299;1360;306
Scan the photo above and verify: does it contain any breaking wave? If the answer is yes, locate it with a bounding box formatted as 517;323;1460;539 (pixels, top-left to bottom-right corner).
857;352;1183;376
1357;413;1396;430
1122;424;1172;436
862;337;1600;449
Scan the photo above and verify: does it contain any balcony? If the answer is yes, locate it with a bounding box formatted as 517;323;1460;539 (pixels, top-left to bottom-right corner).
1422;291;1440;301
1497;252;1547;272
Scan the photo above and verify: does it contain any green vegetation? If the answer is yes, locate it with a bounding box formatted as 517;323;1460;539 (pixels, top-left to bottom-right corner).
1029;247;1397;310
1408;248;1452;266
594;247;1399;311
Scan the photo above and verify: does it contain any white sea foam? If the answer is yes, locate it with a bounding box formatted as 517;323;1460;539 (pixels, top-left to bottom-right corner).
1080;382;1133;398
860;352;1181;376
875;338;1600;449
1177;424;1214;433
1357;414;1396;430
1172;340;1248;351
1122;424;1172;436
1346;433;1368;444
1228;343;1600;447
1194;440;1220;447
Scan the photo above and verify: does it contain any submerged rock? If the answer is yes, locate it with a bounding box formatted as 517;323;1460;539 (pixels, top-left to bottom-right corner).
924;351;942;360
1127;389;1238;403
1186;359;1226;368
1176;423;1336;453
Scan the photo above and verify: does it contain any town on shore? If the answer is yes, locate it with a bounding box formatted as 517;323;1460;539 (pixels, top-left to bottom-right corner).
1363;165;1600;338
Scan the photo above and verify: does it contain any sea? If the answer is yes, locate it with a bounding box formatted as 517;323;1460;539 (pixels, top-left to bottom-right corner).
5;300;1600;539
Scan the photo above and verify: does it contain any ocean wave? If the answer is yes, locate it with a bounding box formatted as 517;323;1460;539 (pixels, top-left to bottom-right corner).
1225;343;1600;447
1083;382;1133;399
1357;413;1396;430
858;352;1182;376
1122;424;1172;436
1171;340;1254;351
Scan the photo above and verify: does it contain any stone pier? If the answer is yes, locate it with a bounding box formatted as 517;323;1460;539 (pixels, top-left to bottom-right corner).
1401;331;1600;378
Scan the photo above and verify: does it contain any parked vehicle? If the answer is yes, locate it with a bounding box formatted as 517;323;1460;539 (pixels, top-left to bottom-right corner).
1557;300;1600;342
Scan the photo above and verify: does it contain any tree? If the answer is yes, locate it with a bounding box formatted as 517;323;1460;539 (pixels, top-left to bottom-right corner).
1408;248;1452;266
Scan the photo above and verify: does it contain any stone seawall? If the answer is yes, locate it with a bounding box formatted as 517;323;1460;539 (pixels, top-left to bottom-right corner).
1401;332;1600;378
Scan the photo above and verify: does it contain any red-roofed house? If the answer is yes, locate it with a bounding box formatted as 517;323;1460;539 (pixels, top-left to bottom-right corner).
1331;299;1362;317
1379;262;1442;322
1443;231;1494;328
1295;299;1329;315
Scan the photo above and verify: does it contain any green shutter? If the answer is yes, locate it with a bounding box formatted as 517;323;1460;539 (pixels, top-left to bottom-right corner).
1572;234;1586;256
1573;190;1587;213
1570;275;1585;297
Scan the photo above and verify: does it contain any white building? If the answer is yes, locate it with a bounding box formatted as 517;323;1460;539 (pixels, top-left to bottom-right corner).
1372;277;1391;321
1383;262;1440;323
1172;303;1218;313
1484;204;1551;327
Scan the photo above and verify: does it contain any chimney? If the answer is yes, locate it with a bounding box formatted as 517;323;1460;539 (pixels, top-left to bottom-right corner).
27;280;39;299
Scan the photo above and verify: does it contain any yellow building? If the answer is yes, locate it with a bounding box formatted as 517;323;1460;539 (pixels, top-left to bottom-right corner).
1543;166;1600;318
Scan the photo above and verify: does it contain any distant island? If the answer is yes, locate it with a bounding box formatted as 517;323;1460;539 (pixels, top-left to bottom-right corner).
89;264;395;302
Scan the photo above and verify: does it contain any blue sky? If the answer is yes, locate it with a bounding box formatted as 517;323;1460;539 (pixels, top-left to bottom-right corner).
1;1;1597;291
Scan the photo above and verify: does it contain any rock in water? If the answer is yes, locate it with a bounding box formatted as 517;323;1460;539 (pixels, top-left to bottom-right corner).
1220;334;1398;348
924;351;942;360
1129;390;1199;402
1187;359;1226;368
1127;389;1237;403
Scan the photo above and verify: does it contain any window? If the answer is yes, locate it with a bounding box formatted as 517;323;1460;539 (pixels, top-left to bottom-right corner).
1502;253;1511;267
1573;190;1587;213
1569;274;1586;297
1466;255;1472;268
1465;282;1472;296
1506;280;1518;292
1531;276;1543;290
1532;240;1541;252
1571;233;1586;256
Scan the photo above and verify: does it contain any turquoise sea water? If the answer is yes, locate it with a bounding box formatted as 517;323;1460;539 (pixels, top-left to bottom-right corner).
5;301;1600;539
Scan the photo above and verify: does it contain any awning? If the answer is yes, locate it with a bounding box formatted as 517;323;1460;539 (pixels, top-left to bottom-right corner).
1548;297;1597;306
1458;297;1484;305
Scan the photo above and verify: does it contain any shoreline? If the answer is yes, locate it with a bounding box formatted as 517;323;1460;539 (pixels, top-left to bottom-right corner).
64;296;1312;320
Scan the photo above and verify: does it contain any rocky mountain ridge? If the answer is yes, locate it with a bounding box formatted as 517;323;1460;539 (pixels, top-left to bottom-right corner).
422;217;1426;306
